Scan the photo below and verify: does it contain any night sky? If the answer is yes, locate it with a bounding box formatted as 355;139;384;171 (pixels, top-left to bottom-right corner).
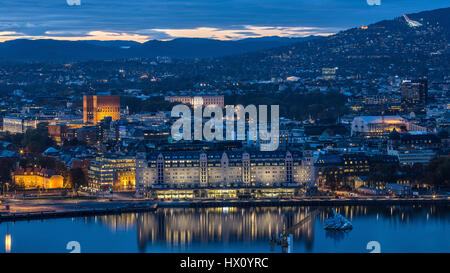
0;0;448;42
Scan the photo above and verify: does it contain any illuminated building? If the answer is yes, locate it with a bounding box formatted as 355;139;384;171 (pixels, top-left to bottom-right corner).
143;129;170;143
83;95;120;125
315;153;371;188
88;154;136;191
387;130;442;149
401;79;428;114
136;149;315;199
351;116;426;137
12;168;64;189
48;123;83;145
321;67;337;80
164;95;225;108
387;148;436;166
97;117;119;143
386;133;437;166
2;116;37;134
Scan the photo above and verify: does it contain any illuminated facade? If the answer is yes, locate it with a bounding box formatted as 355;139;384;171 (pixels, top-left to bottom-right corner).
12;168;64;189
315;153;371;188
88;154;136;191
83;95;120;125
321;67;337;80
2;116;37;134
48;123;83;144
136;150;315;199
164;95;225;108
387;147;436;166
351;116;426;137
401;79;428;114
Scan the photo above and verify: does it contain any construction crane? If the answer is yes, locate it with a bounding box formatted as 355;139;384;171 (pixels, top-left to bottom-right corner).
270;209;320;252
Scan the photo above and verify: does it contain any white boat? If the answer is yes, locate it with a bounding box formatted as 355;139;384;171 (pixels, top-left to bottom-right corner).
324;209;353;230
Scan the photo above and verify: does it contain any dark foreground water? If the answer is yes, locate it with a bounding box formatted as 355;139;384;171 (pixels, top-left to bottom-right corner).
1;205;449;253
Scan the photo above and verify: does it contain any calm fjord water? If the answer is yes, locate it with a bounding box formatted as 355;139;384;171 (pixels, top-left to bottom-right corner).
1;205;449;253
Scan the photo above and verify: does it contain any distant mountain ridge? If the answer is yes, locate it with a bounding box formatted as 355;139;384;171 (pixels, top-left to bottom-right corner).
0;36;318;62
206;7;449;80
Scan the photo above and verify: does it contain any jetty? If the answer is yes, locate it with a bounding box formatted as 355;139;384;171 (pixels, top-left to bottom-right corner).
0;200;158;222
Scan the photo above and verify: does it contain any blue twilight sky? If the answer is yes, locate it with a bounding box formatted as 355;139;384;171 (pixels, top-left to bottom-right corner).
0;0;448;42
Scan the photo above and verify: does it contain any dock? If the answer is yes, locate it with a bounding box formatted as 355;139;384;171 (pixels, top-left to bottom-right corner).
0;201;158;222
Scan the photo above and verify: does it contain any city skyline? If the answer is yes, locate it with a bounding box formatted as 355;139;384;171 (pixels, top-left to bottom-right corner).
0;2;448;256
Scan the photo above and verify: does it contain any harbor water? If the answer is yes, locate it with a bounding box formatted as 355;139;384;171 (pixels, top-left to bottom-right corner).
1;204;449;253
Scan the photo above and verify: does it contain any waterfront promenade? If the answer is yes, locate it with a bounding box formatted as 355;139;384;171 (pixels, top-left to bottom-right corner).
0;195;449;222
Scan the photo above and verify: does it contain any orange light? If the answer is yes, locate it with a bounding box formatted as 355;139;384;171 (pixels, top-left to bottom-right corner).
5;234;11;253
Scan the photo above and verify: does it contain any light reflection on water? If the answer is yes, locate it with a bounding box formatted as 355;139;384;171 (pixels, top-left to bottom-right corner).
1;205;449;253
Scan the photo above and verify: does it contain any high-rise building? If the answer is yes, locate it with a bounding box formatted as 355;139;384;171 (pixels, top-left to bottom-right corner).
401;79;428;113
83;95;120;125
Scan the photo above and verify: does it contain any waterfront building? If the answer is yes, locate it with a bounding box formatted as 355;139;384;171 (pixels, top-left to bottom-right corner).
83;95;120;125
136;149;315;199
88;154;136;191
314;152;397;189
12;167;64;189
386;183;412;196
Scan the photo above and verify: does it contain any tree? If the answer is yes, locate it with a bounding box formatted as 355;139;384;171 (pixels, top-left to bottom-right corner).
36;156;57;170
69;168;87;192
21;122;55;154
367;163;400;187
0;158;16;182
54;161;70;188
225;90;348;123
424;156;450;188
